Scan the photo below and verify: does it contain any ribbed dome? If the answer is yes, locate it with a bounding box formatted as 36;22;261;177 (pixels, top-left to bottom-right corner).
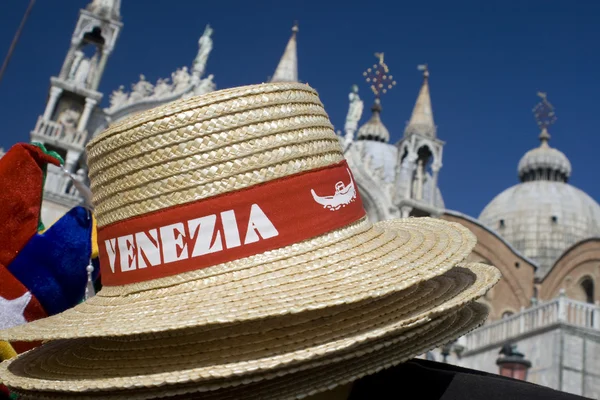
517;128;571;182
480;127;600;277
479;181;600;278
357;100;389;143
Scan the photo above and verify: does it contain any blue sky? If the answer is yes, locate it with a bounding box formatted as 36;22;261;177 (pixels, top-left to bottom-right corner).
0;0;598;218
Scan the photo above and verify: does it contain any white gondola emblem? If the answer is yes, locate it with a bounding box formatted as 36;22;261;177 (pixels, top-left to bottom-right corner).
311;169;357;211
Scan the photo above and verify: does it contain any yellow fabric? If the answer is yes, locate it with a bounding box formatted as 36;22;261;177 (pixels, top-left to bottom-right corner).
0;341;17;361
91;214;98;258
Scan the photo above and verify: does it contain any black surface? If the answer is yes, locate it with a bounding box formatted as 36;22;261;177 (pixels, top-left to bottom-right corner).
347;358;591;399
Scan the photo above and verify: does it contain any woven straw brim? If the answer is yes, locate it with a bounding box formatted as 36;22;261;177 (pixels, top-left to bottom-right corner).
0;263;499;394
0;217;478;341
200;303;490;400
8;302;488;400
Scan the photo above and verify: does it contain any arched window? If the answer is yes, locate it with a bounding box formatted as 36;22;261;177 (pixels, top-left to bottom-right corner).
580;277;594;304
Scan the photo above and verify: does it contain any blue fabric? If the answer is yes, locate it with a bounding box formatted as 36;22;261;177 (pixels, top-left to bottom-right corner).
7;206;98;316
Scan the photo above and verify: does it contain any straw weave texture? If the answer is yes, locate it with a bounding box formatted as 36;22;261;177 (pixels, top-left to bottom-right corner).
88;83;319;146
88;91;326;163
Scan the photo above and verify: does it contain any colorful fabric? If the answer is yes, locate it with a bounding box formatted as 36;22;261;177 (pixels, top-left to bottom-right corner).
7;206;98;316
0;144;61;268
0;143;98;364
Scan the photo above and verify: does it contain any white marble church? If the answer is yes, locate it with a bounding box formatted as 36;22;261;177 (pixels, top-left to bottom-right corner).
23;1;600;398
32;0;446;228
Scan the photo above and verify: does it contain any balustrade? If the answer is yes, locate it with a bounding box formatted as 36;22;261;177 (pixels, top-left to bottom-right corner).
31;116;87;148
465;296;600;351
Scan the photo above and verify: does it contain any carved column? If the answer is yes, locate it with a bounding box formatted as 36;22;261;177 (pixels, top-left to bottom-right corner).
415;159;424;200
64;150;81;173
43;87;64;120
77;98;98;133
400;206;413;218
557;289;567;322
59;42;78;79
90;49;111;91
401;162;416;201
431;163;441;206
343;129;355;151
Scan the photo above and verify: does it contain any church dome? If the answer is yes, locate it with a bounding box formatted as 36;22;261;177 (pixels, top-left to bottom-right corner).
479;128;600;277
517;129;572;182
357;100;389;143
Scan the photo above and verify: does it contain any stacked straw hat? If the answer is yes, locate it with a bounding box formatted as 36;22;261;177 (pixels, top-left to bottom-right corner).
0;82;500;399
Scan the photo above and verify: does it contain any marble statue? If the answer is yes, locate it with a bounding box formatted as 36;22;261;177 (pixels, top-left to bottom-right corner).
68;49;98;88
172;67;191;92
195;74;215;94
153;78;172;98
86;53;98;86
343;85;363;149
57;107;82;137
108;85;128;111
401;149;418;167
192;25;213;78
103;24;215;113
129;75;154;101
182;74;215;99
87;0;118;17
69;50;84;76
88;0;112;10
69;50;90;86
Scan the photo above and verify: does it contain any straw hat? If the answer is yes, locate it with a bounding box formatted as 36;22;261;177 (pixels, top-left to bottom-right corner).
0;82;500;399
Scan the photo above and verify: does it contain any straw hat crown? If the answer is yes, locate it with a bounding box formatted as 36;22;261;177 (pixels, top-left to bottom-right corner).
87;82;340;227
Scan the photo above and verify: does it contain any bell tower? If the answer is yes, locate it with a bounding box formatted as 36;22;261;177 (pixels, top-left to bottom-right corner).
30;0;122;224
396;65;445;217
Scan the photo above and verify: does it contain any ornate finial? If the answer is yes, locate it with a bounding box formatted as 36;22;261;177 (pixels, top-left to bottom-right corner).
533;92;556;144
292;21;299;33
362;52;397;99
418;63;429;79
533;91;557;131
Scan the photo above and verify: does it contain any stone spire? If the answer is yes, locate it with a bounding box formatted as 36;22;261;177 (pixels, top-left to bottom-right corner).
270;23;299;83
396;64;444;211
404;65;436;138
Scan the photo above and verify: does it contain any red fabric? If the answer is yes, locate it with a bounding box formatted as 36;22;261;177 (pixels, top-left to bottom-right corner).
0;267;47;322
10;340;43;354
0;384;10;398
99;161;366;285
0;144;61;268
